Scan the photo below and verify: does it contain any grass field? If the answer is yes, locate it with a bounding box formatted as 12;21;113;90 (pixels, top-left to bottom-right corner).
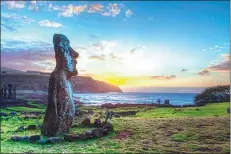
0;102;230;153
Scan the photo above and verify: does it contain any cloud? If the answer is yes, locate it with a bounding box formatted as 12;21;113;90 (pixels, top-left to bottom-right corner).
92;40;117;50
2;13;35;24
88;4;104;13
101;3;121;17
130;45;147;53
38;20;64;28
58;4;88;17
3;1;25;9
28;1;39;11
1;38;55;72
125;9;132;18
88;55;105;61
48;2;62;11
147;75;176;80
202;43;229;53
206;54;230;72
181;69;188;72
1;13;34;31
58;3;124;18
197;70;210;76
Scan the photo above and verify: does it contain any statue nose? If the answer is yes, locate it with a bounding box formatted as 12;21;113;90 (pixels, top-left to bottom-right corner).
69;47;79;58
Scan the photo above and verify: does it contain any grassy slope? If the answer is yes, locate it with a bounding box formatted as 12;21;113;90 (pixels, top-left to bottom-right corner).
0;102;230;153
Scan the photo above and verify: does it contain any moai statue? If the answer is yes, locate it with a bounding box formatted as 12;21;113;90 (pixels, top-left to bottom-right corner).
12;86;16;99
8;84;13;99
0;87;3;98
3;86;7;98
41;34;79;137
105;109;113;123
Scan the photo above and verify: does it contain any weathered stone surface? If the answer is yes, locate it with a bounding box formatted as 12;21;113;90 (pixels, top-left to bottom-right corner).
85;130;93;136
21;136;30;141
48;137;63;143
64;134;78;142
10;111;17;116
39;139;49;144
82;118;91;126
94;119;101;127
29;135;40;142
41;34;79;137
0;112;8;117
16;126;24;131
26;125;37;130
11;136;21;141
92;128;104;138
78;134;88;140
88;109;94;114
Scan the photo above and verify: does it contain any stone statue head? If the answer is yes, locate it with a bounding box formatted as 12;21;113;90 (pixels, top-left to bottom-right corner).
53;34;79;76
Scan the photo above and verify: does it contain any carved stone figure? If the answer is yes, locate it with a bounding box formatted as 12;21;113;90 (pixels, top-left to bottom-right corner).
3;86;7;98
41;34;79;137
8;84;12;99
12;86;16;99
0;87;3;98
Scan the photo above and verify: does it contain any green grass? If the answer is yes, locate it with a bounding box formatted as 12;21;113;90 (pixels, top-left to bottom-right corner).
0;102;230;153
135;102;230;118
4;107;45;113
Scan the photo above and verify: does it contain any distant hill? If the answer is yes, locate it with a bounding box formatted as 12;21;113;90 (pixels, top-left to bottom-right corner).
1;67;122;93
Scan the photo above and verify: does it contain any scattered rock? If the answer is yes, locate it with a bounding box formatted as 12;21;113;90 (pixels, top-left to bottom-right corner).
48;137;63;143
94;119;101;127
92;128;104;138
82;118;91;126
39;139;49;144
26;125;37;130
11;136;21;141
16;126;24;132
88;109;94;114
85;130;93;136
10;111;17;116
21;136;29;141
78;133;88;140
102;122;113;132
64;134;78;142
0;112;8;117
29;135;40;142
227;108;230;114
114;114;120;118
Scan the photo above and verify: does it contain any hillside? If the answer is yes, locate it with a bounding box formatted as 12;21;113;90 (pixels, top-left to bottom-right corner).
1;67;122;93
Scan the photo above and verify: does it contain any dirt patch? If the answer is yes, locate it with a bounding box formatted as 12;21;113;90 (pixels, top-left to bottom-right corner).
116;130;134;139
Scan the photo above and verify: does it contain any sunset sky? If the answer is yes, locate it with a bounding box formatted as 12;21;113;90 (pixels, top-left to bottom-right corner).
1;1;230;92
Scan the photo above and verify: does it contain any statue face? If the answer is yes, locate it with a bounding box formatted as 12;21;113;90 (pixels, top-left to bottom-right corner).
53;34;79;75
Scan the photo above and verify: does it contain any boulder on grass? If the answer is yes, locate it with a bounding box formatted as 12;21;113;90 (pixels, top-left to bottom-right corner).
94;119;101;127
29;135;40;142
82;118;91;126
78;133;88;140
11;136;21;141
26;125;37;130
48;137;63;143
92;128;104;138
16;126;24;132
64;134;78;142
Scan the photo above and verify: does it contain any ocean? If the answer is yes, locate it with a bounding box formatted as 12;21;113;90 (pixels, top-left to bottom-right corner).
74;92;197;106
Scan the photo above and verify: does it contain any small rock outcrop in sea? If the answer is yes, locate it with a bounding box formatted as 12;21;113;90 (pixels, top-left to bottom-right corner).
41;34;79;137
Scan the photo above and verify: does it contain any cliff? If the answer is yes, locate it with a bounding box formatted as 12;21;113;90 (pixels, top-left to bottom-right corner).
1;67;122;93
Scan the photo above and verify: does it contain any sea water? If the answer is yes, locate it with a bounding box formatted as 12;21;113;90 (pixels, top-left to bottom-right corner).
73;92;197;106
